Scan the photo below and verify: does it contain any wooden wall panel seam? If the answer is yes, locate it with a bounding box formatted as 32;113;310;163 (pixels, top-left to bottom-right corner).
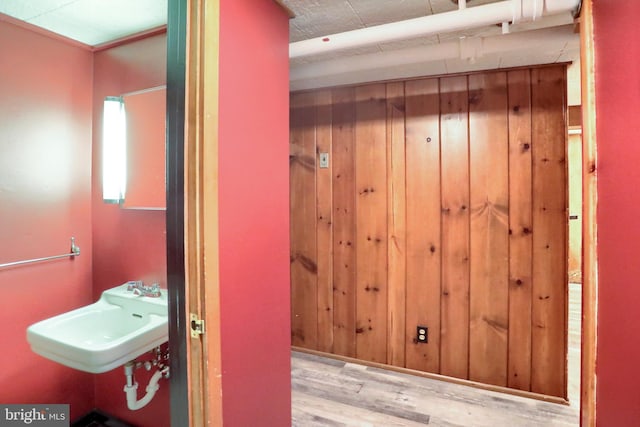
466;74;472;384
354;83;388;363
316;90;334;353
290;92;319;349
506;68;535;392
405;77;441;373
439;75;471;381
530;66;568;398
468;71;510;387
386;81;407;367
437;77;443;377
331;87;357;358
505;71;512;390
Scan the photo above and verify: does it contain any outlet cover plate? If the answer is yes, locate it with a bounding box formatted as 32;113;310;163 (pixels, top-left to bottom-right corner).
416;326;428;343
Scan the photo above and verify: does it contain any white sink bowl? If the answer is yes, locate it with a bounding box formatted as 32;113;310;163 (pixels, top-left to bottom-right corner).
27;283;168;373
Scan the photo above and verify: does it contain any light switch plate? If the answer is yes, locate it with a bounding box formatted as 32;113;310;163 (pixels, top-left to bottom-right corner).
319;152;329;168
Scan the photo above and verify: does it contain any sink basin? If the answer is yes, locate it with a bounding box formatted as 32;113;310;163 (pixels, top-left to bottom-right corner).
27;283;168;373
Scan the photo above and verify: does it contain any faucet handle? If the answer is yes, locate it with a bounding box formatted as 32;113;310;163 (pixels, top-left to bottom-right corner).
126;281;143;291
146;283;162;297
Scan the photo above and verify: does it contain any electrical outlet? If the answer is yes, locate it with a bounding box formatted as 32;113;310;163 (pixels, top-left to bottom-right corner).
416;326;428;343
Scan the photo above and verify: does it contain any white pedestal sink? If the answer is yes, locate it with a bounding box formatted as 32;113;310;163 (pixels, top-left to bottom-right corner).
26;283;168;373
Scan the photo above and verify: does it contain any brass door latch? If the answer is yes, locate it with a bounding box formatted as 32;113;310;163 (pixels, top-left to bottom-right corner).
190;313;205;338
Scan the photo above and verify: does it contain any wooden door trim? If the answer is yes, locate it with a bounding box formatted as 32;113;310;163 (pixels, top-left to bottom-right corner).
579;0;597;425
184;0;224;425
167;0;224;425
166;0;189;424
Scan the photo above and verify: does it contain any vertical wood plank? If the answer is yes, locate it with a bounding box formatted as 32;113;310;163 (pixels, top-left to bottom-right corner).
316;90;334;353
531;66;568;398
355;83;388;363
405;78;441;373
290;92;318;349
439;76;470;380
386;82;407;367
468;72;510;387
580;1;597;420
567;132;583;283
332;87;357;357
506;69;534;392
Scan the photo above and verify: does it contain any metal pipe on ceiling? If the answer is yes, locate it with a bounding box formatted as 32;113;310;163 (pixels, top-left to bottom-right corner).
289;0;580;59
290;25;575;84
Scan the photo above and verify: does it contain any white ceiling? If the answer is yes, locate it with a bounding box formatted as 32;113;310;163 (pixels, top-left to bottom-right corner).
0;0;580;90
0;0;167;46
282;0;580;90
286;0;576;62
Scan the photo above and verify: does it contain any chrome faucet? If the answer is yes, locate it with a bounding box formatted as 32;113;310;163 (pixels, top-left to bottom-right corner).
126;281;162;298
126;281;143;291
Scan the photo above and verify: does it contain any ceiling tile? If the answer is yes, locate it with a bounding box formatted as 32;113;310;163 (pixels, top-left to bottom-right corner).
0;0;77;21
428;0;458;14
347;0;429;26
25;0;166;46
290;44;381;66
286;0;361;42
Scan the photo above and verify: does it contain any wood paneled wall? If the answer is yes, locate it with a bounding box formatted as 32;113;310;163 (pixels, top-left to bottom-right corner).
290;65;568;398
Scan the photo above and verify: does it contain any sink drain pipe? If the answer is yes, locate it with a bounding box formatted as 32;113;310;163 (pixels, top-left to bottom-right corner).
123;362;169;410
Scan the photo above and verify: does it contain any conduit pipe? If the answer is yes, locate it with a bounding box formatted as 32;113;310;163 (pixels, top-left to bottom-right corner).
123;362;169;411
290;24;575;85
289;0;580;59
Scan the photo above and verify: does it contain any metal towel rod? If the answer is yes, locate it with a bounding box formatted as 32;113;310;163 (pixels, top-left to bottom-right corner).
0;237;80;269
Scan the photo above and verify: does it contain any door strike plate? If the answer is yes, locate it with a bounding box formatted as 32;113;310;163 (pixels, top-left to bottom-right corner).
190;313;205;338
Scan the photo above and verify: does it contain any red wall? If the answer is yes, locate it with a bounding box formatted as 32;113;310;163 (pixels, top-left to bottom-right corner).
0;18;94;420
91;34;169;427
593;2;640;425
218;1;291;425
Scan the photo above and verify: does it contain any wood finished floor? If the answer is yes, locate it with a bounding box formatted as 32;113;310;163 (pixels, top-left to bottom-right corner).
292;283;581;427
292;351;578;427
